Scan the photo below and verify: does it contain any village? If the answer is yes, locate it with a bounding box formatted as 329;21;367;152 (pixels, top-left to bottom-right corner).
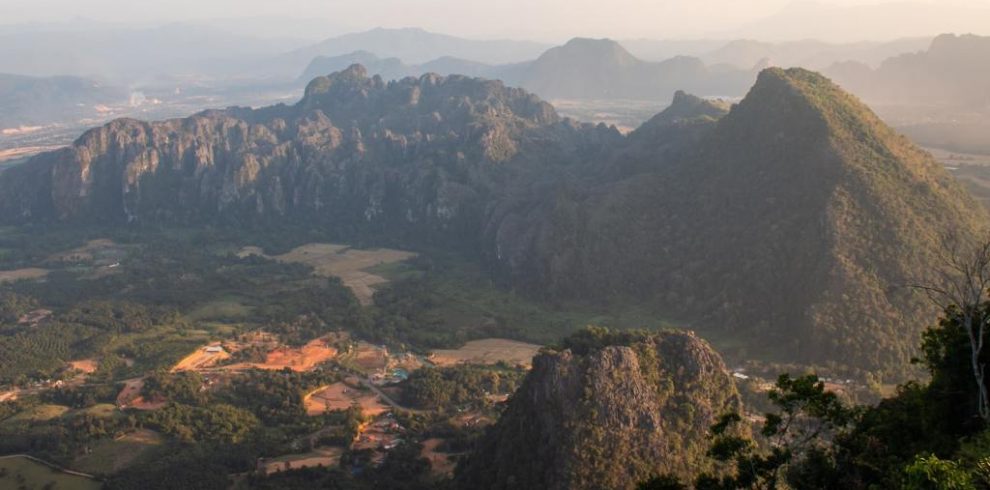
110;330;538;477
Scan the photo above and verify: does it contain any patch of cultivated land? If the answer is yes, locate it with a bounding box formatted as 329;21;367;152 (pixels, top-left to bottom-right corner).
3;404;70;425
0;267;49;284
238;243;417;305
187;298;253;321
0;455;100;490
304;381;390;417
171;343;231;372
225;337;338;372
115;378;165;410
260;446;344;475
347;341;389;372
72;429;164;475
69;359;99;374
429;338;542;369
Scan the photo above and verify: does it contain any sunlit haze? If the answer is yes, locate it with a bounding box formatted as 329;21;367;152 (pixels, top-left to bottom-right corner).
2;0;990;41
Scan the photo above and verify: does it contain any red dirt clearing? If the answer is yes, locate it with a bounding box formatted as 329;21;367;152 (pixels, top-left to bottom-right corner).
304;382;390;417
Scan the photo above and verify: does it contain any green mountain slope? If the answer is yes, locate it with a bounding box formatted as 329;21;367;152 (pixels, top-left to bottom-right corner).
486;68;988;373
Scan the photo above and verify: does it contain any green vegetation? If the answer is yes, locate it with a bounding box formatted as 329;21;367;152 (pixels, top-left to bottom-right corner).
639;262;990;489
400;364;525;411
364;254;681;350
0;455;101;490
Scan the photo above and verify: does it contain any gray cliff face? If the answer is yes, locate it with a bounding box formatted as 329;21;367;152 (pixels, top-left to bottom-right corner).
455;331;740;490
0;64;618;248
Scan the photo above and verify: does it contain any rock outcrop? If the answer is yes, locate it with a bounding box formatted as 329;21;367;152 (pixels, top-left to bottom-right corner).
455;329;739;490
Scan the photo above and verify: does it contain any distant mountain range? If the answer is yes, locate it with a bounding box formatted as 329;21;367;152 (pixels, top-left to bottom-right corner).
701;37;932;70
501;38;758;100
300;38;760;102
0;22;305;84
826;33;990;108
0;73;127;129
1;64;982;375
278;27;550;77
824;33;990;154
298;51;494;86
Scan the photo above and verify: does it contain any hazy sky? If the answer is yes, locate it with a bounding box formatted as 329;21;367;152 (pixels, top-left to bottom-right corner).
2;0;989;41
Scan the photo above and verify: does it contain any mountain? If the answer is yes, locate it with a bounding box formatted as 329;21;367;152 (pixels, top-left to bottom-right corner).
298;38;759;102
455;329;740;489
0;22;306;84
499;38;758;101
823;34;990;154
826;34;990;107
0;64;618;246
482;68;987;373
0;73;128;129
279;27;549;77
702;37;931;70
298;51;494;86
0;66;983;374
618;39;727;62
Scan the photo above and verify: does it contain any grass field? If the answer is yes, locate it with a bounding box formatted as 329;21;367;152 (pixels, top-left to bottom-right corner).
77;403;118;418
0;267;49;284
260;446;344;475
239;243;417;305
428;339;541;369
2;404;71;425
0;455;101;490
72;429;165;475
186;297;254;322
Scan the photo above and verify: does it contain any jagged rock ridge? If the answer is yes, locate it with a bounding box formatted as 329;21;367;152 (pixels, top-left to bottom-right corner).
0;64;619;248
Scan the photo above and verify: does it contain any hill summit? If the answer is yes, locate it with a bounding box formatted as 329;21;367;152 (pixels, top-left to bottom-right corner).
485;68;988;372
455;329;740;489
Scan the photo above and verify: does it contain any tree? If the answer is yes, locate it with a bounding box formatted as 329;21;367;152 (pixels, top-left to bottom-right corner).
903;454;975;490
693;375;853;490
913;235;990;421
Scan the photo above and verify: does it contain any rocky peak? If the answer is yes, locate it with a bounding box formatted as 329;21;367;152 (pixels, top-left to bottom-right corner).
537;37;641;69
455;329;740;490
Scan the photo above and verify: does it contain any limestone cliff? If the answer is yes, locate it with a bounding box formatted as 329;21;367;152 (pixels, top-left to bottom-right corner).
455;329;740;490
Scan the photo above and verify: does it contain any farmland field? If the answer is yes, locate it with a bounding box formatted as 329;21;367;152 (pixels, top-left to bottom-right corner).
0;267;48;284
72;429;165;475
2;404;70;425
429;338;542;369
0;455;101;490
223;336;339;372
260;446;344;475
304;382;390;417
239;243;416;305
